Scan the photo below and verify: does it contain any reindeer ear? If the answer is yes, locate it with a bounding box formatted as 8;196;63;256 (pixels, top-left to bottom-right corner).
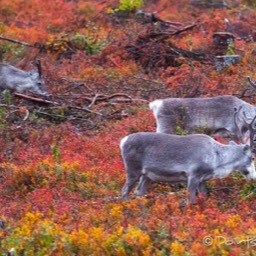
243;145;250;153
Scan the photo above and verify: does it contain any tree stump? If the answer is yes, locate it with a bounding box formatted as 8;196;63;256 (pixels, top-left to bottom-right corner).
213;32;235;46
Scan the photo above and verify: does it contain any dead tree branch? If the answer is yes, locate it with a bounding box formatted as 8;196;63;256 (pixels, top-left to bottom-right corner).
14;93;59;105
11;90;148;130
136;23;197;43
68;106;103;116
169;23;198;36
89;93;132;105
137;10;183;27
154;23;198;42
35;110;67;119
0;36;40;48
88;94;102;108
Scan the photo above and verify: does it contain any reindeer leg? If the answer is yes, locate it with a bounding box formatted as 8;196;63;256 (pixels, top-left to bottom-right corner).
135;175;152;197
187;177;200;203
121;175;138;200
198;181;208;198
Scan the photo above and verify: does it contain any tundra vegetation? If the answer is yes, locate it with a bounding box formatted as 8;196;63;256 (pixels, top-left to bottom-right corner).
1;0;256;255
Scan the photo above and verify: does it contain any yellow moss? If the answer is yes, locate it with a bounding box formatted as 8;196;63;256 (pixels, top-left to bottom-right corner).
125;226;151;247
23;211;43;225
17;225;31;237
170;241;186;256
117;226;124;236
70;229;89;247
116;247;126;256
89;227;104;241
225;214;241;229
110;205;123;219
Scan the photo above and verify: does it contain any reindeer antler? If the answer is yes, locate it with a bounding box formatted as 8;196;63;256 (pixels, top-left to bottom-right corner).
36;60;42;78
234;105;256;150
247;76;256;89
249;114;256;130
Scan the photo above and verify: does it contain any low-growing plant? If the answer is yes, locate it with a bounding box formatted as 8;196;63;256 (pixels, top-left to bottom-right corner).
51;144;61;163
241;182;256;199
115;0;144;12
73;33;105;55
2;90;12;106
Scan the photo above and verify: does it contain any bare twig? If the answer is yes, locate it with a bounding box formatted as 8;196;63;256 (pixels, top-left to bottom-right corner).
154;23;198;42
84;93;133;107
248;76;256;89
88;94;102;108
134;76;165;86
137;23;197;43
23;109;30;121
0;104;17;108
68;106;103;116
14;93;59;105
94;93;132;102
12;91;146;125
36;60;42;78
36;111;67;119
109;98;148;104
0;35;39;48
170;23;197;36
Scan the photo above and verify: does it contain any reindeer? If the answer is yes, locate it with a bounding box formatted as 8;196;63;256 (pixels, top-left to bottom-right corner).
149;95;256;146
120;132;256;203
235;104;256;153
0;61;48;95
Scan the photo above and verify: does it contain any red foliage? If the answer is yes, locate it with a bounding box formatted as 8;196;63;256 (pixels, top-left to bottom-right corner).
1;0;256;255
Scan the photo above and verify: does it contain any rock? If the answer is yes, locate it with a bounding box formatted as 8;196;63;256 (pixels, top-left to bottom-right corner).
192;0;230;8
214;55;241;71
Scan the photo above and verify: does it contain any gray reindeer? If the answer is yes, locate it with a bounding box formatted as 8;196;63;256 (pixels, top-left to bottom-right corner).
149;95;256;146
120;132;256;203
0;61;48;95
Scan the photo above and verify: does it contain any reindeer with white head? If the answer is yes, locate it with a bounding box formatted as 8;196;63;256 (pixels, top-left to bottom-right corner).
149;95;256;150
